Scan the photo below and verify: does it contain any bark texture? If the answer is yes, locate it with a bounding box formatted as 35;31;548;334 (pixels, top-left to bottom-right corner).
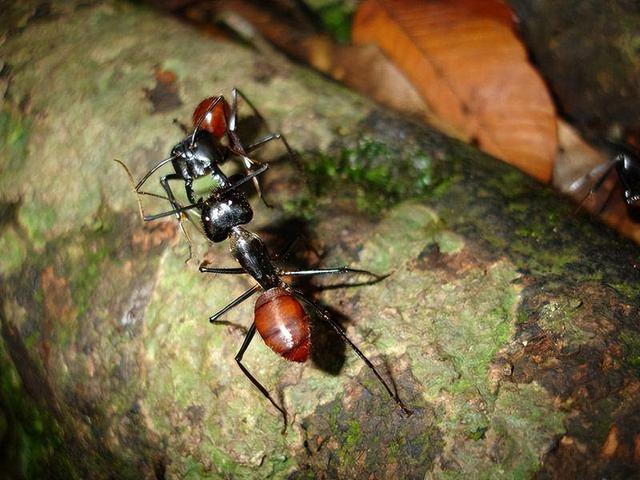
0;1;639;479
508;0;640;139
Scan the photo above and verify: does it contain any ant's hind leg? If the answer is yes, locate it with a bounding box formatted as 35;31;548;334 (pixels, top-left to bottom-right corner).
280;267;388;281
293;292;413;417
235;323;288;430
207;284;261;323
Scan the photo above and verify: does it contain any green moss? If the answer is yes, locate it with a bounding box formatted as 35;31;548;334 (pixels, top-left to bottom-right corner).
304;137;440;214
343;419;361;451
608;277;640;300
67;238;111;319
303;0;357;44
18;203;57;251
0;107;30;178
280;196;318;221
0;226;28;276
537;298;590;344
487;383;565;478
0;339;78;478
620;329;640;377
468;425;489;441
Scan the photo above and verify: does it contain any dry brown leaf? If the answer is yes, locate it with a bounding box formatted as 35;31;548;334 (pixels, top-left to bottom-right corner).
352;0;558;182
214;1;433;124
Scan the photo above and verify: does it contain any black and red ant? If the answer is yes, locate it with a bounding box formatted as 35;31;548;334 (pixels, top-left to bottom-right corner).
570;146;640;221
145;169;413;428
131;88;296;218
116;88;296;257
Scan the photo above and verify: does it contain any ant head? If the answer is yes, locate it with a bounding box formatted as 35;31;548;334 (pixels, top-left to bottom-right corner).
170;130;224;180
193;96;231;139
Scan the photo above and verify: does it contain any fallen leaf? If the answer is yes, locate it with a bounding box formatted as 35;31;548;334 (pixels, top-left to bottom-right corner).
352;0;557;182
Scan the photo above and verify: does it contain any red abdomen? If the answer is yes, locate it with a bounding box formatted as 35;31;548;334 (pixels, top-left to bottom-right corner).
192;96;230;139
254;287;310;363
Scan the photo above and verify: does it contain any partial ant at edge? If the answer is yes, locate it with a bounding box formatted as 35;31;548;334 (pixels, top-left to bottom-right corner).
569;145;640;221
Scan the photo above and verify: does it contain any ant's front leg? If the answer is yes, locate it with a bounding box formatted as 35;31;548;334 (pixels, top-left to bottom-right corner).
143;165;269;221
159;173;184;218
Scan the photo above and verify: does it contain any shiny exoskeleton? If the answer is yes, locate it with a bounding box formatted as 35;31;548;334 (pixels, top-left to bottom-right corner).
151;170;413;428
134;88;296;216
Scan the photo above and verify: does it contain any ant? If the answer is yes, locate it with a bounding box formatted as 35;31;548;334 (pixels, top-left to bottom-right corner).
147;171;413;429
132;87;296;221
570;147;640;221
117;88;296;258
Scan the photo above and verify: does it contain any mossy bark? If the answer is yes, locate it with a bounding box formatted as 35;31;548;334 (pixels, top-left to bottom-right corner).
1;1;639;479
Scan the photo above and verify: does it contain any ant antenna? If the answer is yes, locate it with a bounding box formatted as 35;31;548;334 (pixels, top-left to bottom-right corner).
114;158;147;221
114;158;198;261
134;155;177;192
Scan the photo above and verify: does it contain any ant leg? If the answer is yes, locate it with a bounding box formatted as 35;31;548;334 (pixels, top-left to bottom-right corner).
281;267;388;281
293;292;413;416
236;323;288;429
134;156;177;192
177;214;195;263
226;140;270;207
199;265;246;275
569;156;620;194
232;87;268;131
143;202;201;222
159;173;183;216
232;88;299;168
146;173;197;260
245;133;297;165
595;179;618;215
218;162;271;209
228;88;239;133
208;284;261;323
142;166;270;221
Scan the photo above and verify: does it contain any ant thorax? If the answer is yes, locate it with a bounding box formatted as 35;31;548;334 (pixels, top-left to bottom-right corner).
229;227;281;290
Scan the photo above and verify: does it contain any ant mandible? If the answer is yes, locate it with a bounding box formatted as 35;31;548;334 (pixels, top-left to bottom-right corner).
149;171;413;428
570;147;640;221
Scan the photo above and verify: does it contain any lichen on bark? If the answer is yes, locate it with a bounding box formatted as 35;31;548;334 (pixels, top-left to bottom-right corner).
1;1;639;479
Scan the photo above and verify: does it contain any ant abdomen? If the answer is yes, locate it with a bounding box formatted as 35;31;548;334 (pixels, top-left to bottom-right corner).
255;287;311;363
193;96;230;139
